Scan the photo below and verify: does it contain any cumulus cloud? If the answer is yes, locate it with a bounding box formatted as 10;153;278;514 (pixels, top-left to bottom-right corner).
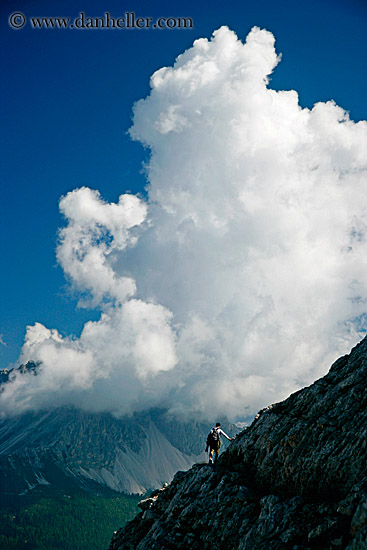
1;26;367;420
56;187;147;306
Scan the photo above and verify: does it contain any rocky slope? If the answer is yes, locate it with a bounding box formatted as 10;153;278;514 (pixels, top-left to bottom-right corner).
110;337;367;549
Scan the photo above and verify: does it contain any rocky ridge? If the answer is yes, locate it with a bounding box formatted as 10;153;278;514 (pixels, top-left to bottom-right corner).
110;337;367;549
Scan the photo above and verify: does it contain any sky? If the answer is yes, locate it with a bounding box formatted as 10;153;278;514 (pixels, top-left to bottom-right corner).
1;0;367;420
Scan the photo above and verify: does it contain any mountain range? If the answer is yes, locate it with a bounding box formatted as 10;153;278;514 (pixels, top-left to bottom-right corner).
0;362;236;497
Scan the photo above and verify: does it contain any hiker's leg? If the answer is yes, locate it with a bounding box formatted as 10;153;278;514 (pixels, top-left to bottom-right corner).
216;440;221;462
213;440;221;463
209;448;214;463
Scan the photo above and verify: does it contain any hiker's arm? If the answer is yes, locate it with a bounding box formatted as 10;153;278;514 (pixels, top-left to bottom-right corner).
219;429;232;441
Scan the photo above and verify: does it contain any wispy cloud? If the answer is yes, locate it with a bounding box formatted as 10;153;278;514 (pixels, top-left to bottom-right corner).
1;27;367;420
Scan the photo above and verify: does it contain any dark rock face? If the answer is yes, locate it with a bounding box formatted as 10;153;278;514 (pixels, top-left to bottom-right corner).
110;337;367;549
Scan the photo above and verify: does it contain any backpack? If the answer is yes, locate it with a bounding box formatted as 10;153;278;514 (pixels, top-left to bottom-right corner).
207;427;219;446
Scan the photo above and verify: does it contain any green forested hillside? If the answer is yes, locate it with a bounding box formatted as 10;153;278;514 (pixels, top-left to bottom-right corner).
0;490;140;550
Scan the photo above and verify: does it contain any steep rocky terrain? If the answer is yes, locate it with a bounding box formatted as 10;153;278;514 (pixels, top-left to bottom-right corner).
110;337;367;549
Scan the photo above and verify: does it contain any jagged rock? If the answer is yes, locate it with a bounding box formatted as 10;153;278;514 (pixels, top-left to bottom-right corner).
138;497;157;511
109;337;367;549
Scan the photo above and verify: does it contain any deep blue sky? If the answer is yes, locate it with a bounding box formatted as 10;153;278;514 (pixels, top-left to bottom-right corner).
1;0;366;368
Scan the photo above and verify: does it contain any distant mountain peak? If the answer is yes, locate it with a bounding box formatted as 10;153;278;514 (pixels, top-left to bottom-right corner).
17;360;40;375
0;360;41;385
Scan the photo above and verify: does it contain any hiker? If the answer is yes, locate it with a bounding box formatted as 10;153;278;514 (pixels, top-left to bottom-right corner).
206;422;233;464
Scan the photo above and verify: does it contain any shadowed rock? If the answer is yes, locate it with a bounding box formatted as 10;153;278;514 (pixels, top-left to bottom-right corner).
109;337;367;549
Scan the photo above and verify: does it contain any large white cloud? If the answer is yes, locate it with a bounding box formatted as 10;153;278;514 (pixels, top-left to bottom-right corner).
1;26;367;420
